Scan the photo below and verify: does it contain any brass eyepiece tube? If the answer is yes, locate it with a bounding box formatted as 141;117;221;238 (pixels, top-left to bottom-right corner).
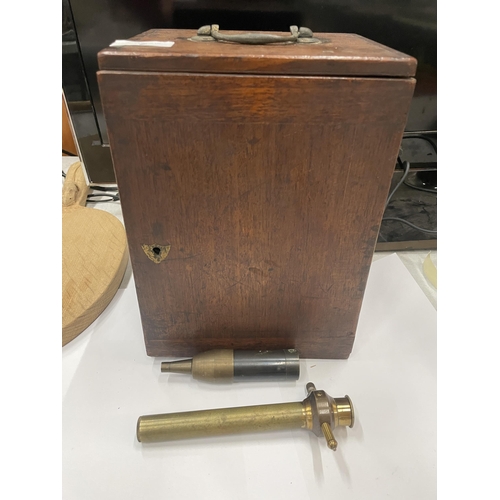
137;402;306;443
136;383;354;450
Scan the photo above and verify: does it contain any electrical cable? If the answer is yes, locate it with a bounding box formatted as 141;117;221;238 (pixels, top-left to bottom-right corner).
62;170;119;201
86;193;120;203
88;185;120;193
385;160;410;209
402;179;437;194
382;159;437;235
400;133;437;194
402;133;437;153
382;217;437;234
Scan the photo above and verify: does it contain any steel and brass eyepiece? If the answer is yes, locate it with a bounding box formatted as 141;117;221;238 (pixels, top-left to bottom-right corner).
161;349;300;382
137;382;354;451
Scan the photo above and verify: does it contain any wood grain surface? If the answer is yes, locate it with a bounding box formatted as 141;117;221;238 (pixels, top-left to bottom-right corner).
62;162;128;346
98;65;415;358
98;29;417;78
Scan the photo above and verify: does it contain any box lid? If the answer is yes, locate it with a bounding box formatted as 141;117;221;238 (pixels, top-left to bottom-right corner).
98;28;416;78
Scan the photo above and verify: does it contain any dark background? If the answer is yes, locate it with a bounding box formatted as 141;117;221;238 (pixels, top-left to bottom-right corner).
62;0;436;247
63;0;436;181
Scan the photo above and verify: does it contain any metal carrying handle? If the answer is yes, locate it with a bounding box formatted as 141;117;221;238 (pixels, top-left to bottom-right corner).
195;25;315;45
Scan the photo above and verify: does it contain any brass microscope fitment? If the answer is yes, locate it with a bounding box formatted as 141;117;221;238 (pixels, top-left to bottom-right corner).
137;382;354;451
161;348;300;382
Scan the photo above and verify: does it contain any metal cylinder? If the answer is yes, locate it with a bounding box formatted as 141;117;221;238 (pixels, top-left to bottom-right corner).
333;395;355;428
137;402;307;443
233;349;300;381
136;384;355;451
160;348;300;382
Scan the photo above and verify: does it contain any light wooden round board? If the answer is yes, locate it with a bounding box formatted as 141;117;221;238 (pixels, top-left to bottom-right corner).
62;162;128;346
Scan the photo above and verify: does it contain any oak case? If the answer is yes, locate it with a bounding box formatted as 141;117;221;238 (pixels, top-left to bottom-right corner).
98;29;416;358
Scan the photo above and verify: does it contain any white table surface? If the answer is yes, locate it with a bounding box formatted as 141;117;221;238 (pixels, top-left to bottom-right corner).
62;157;437;499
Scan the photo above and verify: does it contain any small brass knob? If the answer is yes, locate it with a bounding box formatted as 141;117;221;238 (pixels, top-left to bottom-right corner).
321;422;338;451
306;382;316;394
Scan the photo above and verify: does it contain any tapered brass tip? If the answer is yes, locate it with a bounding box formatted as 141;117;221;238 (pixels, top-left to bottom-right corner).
161;359;193;374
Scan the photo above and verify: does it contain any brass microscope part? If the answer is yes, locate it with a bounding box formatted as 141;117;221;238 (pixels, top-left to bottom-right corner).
137;382;354;451
160;348;300;382
161;349;233;381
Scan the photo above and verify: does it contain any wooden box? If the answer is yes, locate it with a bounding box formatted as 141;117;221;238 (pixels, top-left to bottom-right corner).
97;27;416;358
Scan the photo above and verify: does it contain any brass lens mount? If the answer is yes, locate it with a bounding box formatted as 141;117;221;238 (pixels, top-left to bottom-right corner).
303;382;354;450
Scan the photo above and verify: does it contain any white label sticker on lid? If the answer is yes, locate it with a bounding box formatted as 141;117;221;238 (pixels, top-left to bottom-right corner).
109;40;175;48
